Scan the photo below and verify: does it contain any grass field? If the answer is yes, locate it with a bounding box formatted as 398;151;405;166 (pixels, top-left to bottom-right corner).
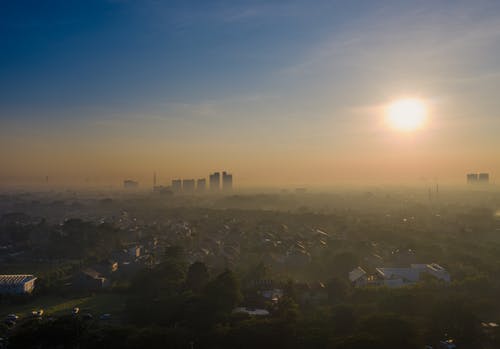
1;293;127;320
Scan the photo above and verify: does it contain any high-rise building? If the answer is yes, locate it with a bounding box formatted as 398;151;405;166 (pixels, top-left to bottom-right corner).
222;171;233;191
197;178;206;192
467;173;490;184
478;173;490;184
209;172;220;191
467;173;478;184
171;179;182;192
183;179;195;193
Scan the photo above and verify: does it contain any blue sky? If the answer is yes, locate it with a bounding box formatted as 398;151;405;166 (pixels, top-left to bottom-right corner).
1;0;434;119
1;0;351;116
1;0;500;185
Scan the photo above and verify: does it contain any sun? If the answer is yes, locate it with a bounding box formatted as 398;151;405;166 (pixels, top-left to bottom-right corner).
386;98;427;132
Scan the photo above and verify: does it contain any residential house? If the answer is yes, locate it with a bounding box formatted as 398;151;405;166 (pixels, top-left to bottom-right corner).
73;269;109;291
349;267;368;287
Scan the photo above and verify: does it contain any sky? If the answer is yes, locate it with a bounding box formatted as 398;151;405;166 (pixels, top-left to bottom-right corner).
1;0;500;187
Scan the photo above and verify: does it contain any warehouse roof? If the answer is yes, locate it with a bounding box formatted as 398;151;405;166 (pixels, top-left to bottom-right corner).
0;275;37;285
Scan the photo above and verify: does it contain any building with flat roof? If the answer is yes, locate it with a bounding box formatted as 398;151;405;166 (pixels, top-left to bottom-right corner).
467;172;491;184
222;171;233;191
479;173;490;183
374;263;450;288
233;307;270;316
209;172;220;191
183;179;195;193
349;263;451;288
467;173;478;184
197;178;206;192
0;274;37;294
171;179;182;193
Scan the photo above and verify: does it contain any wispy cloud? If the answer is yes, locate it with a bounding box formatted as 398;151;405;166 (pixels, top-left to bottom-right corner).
280;2;500;79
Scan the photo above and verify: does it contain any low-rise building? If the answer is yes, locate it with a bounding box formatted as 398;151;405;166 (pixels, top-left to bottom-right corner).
349;267;368;287
349;263;451;288
73;269;109;291
260;288;284;303
375;263;450;288
0;274;37;294
233;307;270;316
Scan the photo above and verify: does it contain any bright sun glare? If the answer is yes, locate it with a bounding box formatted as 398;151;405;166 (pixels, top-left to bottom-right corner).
386;98;427;132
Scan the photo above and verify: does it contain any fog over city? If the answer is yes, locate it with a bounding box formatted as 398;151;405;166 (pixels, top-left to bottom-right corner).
1;1;500;349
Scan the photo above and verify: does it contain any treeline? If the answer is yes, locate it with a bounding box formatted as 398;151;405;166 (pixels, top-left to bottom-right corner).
0;214;122;260
7;246;500;348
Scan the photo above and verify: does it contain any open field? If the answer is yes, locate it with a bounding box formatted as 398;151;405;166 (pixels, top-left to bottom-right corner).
1;293;126;320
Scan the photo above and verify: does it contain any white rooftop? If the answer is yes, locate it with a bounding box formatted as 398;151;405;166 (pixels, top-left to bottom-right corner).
0;275;37;285
233;307;270;316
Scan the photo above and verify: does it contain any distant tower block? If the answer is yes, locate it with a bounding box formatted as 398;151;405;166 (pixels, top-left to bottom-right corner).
467;173;478;184
222;171;233;191
197;178;206;192
153;172;157;187
171;179;182;192
467;173;490;184
209;172;220;191
183;179;195;193
478;173;490;184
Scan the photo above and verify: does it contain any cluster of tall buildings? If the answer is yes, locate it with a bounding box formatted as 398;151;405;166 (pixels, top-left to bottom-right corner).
209;171;232;191
124;171;233;193
171;171;232;194
467;173;490;184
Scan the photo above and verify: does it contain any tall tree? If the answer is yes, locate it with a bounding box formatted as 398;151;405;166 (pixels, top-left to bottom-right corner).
186;261;209;293
205;270;242;314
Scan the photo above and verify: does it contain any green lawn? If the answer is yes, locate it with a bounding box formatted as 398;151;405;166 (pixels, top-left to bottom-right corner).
1;293;126;320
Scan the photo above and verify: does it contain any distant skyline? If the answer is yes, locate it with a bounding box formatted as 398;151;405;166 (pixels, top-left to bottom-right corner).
1;1;500;187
